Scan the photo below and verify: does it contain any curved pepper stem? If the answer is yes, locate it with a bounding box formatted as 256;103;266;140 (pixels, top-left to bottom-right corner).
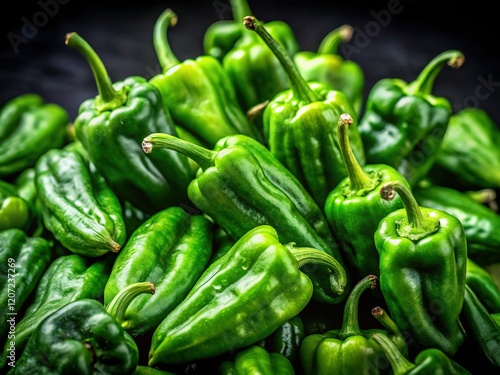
317;24;353;55
338;113;373;192
406;50;464;96
380;181;439;241
142;133;215;171
106;281;156;325
337;274;378;339
371;332;415;374
153;8;181;73
244;16;320;104
231;0;253;22
65;32;127;112
285;243;347;296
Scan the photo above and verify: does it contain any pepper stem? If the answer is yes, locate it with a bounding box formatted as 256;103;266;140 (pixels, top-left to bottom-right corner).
106;282;155;325
380;181;439;241
371;333;415;375
286;243;347;296
244;16;320;104
231;0;253;22
406;50;464;95
317;24;353;55
65;32;127;112
338;113;373;192
142;133;215;171
153;8;181;73
337;274;378;338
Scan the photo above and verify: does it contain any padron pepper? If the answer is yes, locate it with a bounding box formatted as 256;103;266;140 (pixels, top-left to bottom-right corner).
263;314;305;367
14;168;44;236
142;132;348;304
245;15;364;208
10;282;155;375
0;179;30;232
65;32;193;214
465;257;500;314
357;50;465;187
294;24;364;115
375;180;467;356
35;143;127;257
148;225;346;366
149;8;260;148
324;113;410;279
104;206;214;337
0;93;69;178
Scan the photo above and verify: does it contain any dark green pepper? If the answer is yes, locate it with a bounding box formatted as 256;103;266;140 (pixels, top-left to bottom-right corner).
245;16;364;208
142;132;348;304
0;179;30;232
324;113;410;279
218;345;295;375
148;224;345;366
65;32;194;215
0;93;69;178
263;315;305;367
150;8;260;148
13;168;45;237
294;24;364;115
10;282;154;375
133;366;177;375
35;144;127;257
104;206;214;337
357;50;465;187
375;181;467;356
465;257;500;314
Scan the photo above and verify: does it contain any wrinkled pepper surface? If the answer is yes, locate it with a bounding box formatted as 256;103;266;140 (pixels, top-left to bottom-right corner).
14;168;44;236
0;179;30;232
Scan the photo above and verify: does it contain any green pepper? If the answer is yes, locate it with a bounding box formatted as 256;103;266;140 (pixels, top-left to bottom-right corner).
13;168;45;237
34;144;127;257
0;253;112;369
263;314;305;367
218;345;295;375
465;257;500;314
142;132;348;304
413;184;500;267
300;276;408;375
357;50;465;187
0;93;69;178
493;313;500;326
0;179;30;232
104;206;214;337
133;366;177;375
0;229;53;348
10;281;154;375
434;107;500;189
148;224;345;366
375;180;467;356
294;24;364;115
324;113;410;278
245;16;364;208
150;8;260;149
65;32;194;215
370;331;471;374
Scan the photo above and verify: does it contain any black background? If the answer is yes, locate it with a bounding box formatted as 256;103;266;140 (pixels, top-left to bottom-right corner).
1;0;499;125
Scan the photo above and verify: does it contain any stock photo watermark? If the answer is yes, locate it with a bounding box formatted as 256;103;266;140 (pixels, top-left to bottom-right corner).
5;257;17;368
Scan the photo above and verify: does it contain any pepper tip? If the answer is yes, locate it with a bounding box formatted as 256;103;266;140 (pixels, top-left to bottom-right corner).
380;183;396;201
243;16;257;30
142;140;153;154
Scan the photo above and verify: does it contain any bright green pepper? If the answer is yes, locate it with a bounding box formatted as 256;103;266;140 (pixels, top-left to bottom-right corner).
148;225;345;366
104;206;214;337
0;93;69;178
375;181;467;356
0;179;30;231
10;282;154;375
142;132;348;304
465;257;500;314
150;8;260;148
245;16;364;208
357;50;465;187
294;24;364;115
65;32;194;215
14;168;45;237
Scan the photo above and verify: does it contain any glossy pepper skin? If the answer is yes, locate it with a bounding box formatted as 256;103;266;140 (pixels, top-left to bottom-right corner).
150;9;260;148
357;50;465;187
0;93;69;178
0;253;112;369
218;345;295;375
465;257;500;314
263;314;305;367
0;179;30;231
294;24;364;116
375;181;467;356
413;184;500;267
324;113;410;279
142;132;348;305
245;16;365;209
35;143;127;257
14;168;45;236
148;225;345;366
65;32;193;215
10;282;154;375
300;276;408;375
104;206;214;337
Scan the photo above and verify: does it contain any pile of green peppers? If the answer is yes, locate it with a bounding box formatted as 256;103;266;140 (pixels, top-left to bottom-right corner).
1;0;500;374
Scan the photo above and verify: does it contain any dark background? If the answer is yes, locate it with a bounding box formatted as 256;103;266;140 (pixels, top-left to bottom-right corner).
1;0;499;125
